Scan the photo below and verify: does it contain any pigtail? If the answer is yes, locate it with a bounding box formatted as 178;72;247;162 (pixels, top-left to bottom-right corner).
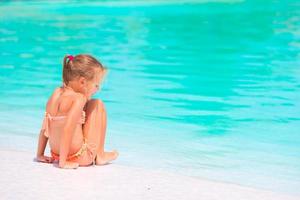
62;55;72;85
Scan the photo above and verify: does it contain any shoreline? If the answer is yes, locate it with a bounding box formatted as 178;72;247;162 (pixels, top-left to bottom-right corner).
0;149;298;200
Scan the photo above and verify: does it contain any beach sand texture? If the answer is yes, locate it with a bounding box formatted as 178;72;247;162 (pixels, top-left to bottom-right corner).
0;149;297;200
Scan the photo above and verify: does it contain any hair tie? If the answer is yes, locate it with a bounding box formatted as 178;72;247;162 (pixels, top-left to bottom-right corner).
67;55;74;61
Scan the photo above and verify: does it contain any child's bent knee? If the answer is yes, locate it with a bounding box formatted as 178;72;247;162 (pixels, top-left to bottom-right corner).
86;99;105;112
93;99;105;112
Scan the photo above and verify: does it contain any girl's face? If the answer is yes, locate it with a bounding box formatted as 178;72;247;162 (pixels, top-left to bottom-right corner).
82;69;106;100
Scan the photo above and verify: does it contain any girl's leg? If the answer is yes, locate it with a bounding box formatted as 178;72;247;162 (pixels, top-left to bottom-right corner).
79;99;118;166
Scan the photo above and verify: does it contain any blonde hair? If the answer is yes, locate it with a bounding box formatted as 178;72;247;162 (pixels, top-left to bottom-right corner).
62;54;107;85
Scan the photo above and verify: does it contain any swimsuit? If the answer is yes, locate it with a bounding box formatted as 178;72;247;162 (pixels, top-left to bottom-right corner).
41;110;97;165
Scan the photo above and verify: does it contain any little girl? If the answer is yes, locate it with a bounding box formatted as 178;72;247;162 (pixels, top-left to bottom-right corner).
35;54;119;169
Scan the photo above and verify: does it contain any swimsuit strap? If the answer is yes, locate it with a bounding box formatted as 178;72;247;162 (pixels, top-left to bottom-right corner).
41;112;67;138
81;110;86;124
81;138;98;166
70;138;97;160
41;112;51;138
41;111;85;137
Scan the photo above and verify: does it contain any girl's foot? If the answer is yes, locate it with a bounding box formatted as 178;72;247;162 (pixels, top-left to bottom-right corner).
96;150;119;165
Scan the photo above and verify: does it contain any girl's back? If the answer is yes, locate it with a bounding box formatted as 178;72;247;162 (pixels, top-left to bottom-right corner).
44;86;86;156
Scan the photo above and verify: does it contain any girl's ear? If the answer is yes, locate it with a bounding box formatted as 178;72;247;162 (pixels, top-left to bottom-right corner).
78;76;86;86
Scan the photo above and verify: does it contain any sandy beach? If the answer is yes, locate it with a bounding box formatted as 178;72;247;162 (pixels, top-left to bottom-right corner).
0;149;298;200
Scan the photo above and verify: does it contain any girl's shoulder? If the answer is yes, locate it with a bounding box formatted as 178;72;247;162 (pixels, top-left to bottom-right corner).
46;87;73;112
58;88;86;101
52;87;63;97
54;88;87;112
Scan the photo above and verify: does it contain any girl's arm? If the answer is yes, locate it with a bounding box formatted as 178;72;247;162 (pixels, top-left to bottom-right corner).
59;94;87;168
36;129;53;163
36;87;60;157
36;93;54;162
36;129;48;157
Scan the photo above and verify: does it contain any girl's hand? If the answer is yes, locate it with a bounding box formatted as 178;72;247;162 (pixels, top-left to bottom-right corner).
36;155;54;163
60;161;79;169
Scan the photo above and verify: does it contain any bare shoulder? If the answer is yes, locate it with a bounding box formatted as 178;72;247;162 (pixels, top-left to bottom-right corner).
46;87;63;111
48;87;86;114
54;86;63;93
59;93;86;115
72;93;87;105
52;87;63;97
62;93;87;111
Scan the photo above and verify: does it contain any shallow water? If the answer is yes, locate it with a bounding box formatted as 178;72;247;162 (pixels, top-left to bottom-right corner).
0;0;299;195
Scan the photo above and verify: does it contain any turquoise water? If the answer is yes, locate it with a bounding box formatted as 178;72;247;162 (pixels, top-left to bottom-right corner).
0;0;300;196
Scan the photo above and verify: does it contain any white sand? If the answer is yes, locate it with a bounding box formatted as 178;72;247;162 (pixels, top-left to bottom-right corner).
0;149;298;200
